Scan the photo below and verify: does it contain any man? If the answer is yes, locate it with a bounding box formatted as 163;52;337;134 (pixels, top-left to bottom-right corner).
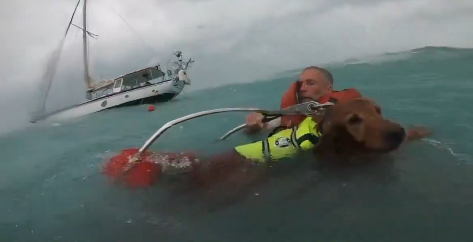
245;66;335;134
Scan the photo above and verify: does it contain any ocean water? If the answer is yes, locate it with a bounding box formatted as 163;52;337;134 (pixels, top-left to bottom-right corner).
1;46;473;242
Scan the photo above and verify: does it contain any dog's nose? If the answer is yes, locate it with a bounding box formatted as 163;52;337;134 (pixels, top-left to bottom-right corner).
383;127;406;147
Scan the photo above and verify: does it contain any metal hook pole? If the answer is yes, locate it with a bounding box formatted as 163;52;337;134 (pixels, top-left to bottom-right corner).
136;107;308;156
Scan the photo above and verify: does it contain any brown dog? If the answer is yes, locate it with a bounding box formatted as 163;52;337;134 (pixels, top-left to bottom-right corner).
312;97;430;157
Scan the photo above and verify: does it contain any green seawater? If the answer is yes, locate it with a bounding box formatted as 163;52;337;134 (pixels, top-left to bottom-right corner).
1;46;473;242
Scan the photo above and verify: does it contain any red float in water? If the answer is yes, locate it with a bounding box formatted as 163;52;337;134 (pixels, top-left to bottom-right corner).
103;148;161;188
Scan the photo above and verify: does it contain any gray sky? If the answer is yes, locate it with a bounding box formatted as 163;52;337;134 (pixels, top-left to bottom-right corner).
1;0;473;133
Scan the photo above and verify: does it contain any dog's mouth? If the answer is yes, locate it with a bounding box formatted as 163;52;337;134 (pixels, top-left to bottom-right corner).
360;127;406;154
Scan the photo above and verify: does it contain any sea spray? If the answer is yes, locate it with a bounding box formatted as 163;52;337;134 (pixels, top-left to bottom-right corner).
29;0;81;121
30;38;67;120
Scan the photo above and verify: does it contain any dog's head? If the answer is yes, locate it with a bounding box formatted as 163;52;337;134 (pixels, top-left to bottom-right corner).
313;98;406;155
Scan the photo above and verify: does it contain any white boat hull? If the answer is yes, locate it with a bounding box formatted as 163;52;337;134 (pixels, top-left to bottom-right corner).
32;79;186;123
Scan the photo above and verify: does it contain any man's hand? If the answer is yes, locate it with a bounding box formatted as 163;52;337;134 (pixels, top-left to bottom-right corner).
245;112;266;134
406;125;432;141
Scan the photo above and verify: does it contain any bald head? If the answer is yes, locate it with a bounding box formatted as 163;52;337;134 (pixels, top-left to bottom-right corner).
298;66;334;101
302;66;333;85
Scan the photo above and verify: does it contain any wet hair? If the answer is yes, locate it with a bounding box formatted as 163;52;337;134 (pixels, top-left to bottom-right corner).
302;66;334;85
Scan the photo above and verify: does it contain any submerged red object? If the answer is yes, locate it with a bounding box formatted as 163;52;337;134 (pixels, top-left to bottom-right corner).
148;105;155;112
103;148;161;188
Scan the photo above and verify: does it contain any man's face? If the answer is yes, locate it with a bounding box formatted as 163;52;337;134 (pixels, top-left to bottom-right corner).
298;69;333;101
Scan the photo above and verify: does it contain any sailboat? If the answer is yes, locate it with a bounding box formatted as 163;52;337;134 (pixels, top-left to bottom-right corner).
30;0;194;123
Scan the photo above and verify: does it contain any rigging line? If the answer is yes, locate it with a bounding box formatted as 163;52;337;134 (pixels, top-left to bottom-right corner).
71;24;98;38
109;7;158;56
64;0;81;37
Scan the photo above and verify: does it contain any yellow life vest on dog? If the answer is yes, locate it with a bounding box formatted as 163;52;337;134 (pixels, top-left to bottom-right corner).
234;117;321;162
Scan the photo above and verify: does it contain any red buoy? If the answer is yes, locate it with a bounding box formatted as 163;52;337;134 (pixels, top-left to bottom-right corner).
148;105;155;112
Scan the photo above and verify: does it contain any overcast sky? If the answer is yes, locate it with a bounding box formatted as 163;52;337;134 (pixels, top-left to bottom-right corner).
1;0;472;133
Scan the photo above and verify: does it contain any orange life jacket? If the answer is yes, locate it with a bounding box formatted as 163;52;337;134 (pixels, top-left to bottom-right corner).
279;81;362;127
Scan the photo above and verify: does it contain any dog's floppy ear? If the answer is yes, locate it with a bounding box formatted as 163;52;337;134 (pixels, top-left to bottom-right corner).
344;113;365;142
312;113;324;127
312;107;338;153
312;106;333;134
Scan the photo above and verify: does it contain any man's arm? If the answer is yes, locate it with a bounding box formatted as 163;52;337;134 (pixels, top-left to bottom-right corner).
406;126;432;141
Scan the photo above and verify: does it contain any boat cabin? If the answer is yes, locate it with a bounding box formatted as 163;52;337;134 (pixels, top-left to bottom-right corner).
112;66;165;93
86;66;166;99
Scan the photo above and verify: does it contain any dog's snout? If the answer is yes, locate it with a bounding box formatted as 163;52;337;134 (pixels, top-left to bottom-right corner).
383;127;406;147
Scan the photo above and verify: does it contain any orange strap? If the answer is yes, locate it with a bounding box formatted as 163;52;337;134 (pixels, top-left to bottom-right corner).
280;81;305;127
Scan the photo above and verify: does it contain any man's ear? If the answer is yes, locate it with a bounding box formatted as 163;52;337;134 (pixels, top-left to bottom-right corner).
345;113;365;142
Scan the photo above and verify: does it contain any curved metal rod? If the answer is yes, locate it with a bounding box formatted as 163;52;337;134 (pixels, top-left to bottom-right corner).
136;107;311;156
219;123;247;140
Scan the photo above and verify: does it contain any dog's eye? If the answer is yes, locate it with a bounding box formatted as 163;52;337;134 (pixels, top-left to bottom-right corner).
347;114;363;125
375;106;382;114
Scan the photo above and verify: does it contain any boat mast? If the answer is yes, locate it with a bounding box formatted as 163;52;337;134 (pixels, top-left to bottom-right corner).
82;0;93;99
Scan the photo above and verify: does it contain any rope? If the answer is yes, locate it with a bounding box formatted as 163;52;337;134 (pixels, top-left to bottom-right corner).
109;8;158;56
